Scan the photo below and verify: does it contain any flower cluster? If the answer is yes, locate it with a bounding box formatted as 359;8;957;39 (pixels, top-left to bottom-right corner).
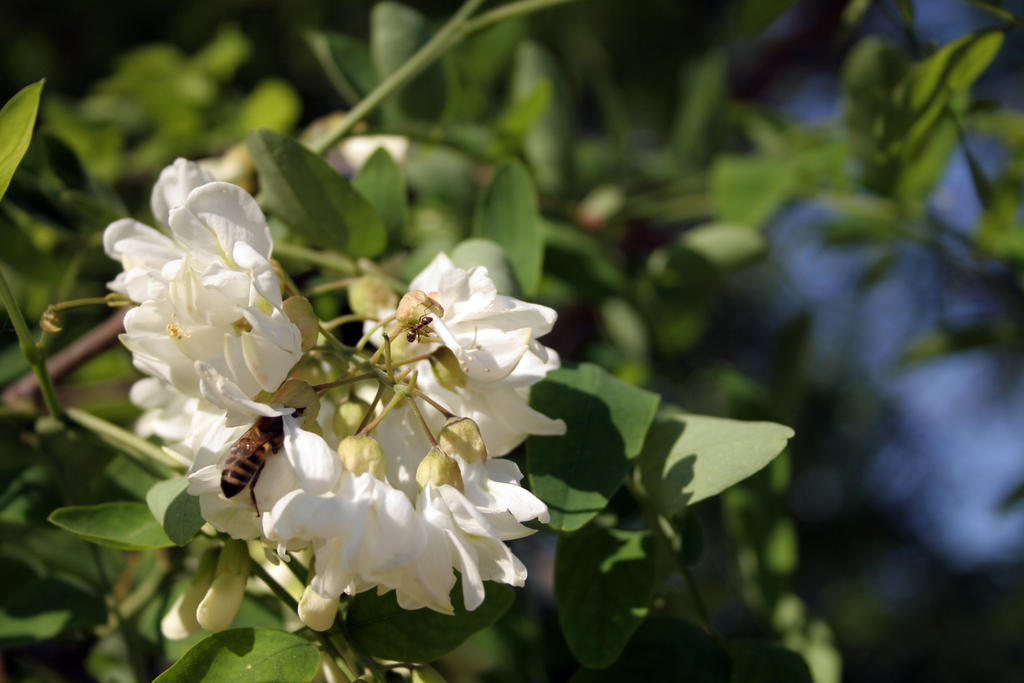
104;159;565;632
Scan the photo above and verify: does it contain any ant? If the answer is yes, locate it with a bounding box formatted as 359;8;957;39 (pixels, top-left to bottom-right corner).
406;315;434;343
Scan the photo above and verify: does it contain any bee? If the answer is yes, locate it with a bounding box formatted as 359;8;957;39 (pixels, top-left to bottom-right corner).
219;415;288;512
406;315;434;343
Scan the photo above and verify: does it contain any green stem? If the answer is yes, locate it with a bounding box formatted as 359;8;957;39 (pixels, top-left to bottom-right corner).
313;371;378;394
0;266;63;418
250;560;359;682
310;0;488;154
358;387;406;437
65;407;178;475
274;242;358;276
462;0;583;33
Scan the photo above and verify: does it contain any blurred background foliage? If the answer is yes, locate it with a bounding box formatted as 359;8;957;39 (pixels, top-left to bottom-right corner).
3;0;1024;680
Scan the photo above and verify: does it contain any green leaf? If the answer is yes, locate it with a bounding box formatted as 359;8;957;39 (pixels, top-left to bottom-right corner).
48;501;175;550
671;51;727;168
346;580;513;663
306;31;378;105
496;80;552;149
555;525;655;667
900;321;1020;365
730;640;813;683
571;617;729;682
678;223;767;269
240;79;301;134
510;41;573;195
903;29;1004;152
0;80;44;202
146;478;205;546
0;576;106;648
527;363;660;531
371;2;448;121
450;238;519;296
638;409;794;516
473;160;543;296
711;155;797;228
247;129;386;258
737;0;798;37
153;628;320;683
352;147;407;246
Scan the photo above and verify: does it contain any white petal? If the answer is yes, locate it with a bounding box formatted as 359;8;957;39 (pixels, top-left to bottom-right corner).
282;416;341;494
151;158;215;227
195;361;288;426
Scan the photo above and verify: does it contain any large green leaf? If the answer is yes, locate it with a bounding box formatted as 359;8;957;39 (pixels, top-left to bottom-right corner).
555;525;655;667
527;363;660;531
371;2;448;121
346;580;513;663
638;409;794;516
48;501;175;550
352;146;407;247
306;31;377;105
153;628;320;683
571;617;729;682
0;576;106;648
0;80;44;202
146;478;204;546
510;41;573;195
729;640;813;683
247;129;386;257
473;160;543;295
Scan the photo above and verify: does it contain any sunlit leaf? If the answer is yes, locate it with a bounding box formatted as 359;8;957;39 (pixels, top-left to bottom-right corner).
153;628;320;683
240;79;301;134
146;478;204;546
527;363;660;531
48;501;175;550
0;80;44;202
473;160;543;296
247;128;386;257
638;409;794;515
346;581;513;663
556;525;655;667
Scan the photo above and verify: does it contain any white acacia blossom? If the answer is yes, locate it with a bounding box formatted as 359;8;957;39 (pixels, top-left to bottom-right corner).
104;158;302;403
107;159;564;624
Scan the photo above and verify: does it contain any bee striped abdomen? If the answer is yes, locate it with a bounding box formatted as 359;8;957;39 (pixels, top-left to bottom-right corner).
219;416;285;500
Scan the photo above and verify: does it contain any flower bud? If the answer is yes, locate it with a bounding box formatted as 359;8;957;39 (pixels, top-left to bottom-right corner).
283;296;319;351
438;417;487;463
338;435;387;479
416;446;464;493
333;400;367;438
348;275;397;317
428;346;466;390
396;290;443;328
272;379;320;426
160;547;218;640
298;584;338;632
411;666;449;683
196;540;250;633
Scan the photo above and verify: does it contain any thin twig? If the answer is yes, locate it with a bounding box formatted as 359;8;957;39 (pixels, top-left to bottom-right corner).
3;308;127;409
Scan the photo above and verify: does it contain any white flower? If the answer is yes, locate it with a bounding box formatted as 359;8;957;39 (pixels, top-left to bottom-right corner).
104;159;302;400
382;253;566;456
